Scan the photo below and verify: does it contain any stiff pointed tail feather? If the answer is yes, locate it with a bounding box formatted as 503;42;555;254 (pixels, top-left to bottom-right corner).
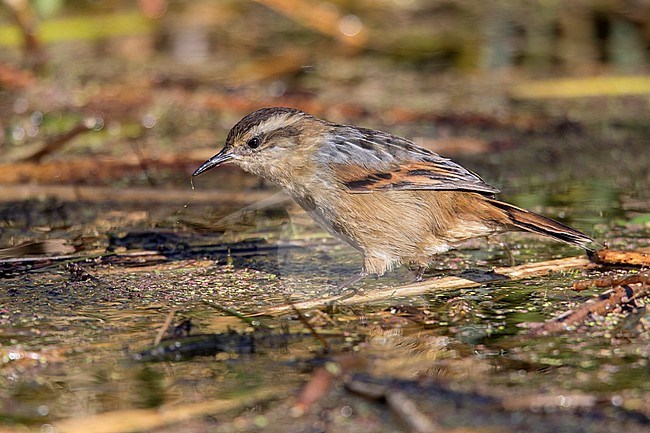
487;199;598;251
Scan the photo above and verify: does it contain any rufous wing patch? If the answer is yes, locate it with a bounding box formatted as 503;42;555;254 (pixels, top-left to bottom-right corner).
333;162;499;195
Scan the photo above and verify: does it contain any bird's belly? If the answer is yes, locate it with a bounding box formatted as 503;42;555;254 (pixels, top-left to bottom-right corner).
341;192;451;255
296;189;497;259
292;192;366;252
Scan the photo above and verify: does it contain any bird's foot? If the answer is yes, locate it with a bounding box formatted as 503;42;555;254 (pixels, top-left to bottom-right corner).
324;272;369;307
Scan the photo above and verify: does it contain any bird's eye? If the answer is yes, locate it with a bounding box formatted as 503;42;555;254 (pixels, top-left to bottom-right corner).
247;137;261;149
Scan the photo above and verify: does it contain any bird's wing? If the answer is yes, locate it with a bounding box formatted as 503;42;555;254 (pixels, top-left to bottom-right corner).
324;126;500;195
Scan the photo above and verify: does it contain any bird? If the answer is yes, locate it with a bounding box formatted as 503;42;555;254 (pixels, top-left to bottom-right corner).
193;107;597;287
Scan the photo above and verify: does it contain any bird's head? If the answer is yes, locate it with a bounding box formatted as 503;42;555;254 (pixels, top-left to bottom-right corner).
192;107;321;180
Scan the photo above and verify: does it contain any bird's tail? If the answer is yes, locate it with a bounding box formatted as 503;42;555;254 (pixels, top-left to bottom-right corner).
486;199;598;251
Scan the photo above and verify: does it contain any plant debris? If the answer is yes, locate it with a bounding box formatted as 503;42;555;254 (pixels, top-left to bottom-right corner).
530;273;649;335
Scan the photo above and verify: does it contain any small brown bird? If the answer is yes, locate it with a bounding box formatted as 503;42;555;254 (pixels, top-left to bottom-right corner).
193;107;596;286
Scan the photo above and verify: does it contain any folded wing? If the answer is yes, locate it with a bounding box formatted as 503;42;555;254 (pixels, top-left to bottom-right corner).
325;126;499;196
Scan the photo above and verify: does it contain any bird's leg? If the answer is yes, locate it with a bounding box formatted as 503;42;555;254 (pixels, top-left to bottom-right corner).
336;271;368;292
332;256;385;298
413;265;427;282
500;242;515;267
486;236;515;267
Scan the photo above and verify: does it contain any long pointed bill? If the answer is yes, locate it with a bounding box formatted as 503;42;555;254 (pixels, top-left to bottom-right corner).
192;148;234;176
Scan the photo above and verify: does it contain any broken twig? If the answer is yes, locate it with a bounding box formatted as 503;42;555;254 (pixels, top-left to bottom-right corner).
264;256;594;314
530;273;649;335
